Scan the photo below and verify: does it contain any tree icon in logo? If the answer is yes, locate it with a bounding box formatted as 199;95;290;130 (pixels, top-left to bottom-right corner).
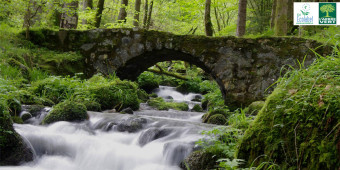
320;4;335;17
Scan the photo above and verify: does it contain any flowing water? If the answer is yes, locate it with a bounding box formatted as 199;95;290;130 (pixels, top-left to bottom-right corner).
1;86;216;170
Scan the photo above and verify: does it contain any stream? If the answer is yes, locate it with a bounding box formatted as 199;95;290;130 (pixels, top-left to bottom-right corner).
1;86;217;170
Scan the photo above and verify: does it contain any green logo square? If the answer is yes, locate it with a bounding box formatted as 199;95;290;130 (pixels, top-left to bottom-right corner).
319;3;336;24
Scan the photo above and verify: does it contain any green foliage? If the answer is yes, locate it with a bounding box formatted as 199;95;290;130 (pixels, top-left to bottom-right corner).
137;89;149;102
137;72;159;93
147;97;189;111
6;97;21;117
237;56;340;169
228;108;253;131
42;100;88;125
246;101;265;115
176;78;201;93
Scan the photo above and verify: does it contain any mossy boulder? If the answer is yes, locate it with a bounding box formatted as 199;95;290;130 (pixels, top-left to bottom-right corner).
192;104;203;112
246;101;265;115
207;114;227;125
237;57;340;169
137;72;159;93
7;58;30;79
77;99;101;112
176;80;201;94
180;150;222;170
202;109;230;123
0;100;33;165
147;97;189;111
42;100;88;125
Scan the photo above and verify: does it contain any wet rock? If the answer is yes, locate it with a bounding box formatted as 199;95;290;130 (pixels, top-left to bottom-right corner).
191;95;202;102
20;111;32;121
22;105;44;117
164;96;173;100
116;117;147;133
180;150;220;170
138;128;172;146
163;142;194;166
120;107;133;114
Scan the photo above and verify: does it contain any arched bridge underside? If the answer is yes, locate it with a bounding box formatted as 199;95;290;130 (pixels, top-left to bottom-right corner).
30;28;332;108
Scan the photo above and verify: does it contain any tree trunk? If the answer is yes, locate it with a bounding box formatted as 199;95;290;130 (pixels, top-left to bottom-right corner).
94;0;105;28
270;0;277;29
236;0;247;37
24;0;32;39
133;0;141;27
214;6;221;32
82;0;93;25
118;0;128;23
143;0;148;28
204;0;213;36
287;0;293;34
274;0;288;36
145;0;153;29
60;1;79;29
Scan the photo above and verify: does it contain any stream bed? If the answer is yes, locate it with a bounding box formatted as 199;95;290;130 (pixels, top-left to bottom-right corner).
1;86;217;170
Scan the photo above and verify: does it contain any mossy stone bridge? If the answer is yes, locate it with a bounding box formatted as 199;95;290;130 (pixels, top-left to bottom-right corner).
29;28;332;108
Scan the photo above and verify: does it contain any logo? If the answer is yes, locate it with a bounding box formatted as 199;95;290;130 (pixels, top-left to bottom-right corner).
319;3;336;24
296;3;313;24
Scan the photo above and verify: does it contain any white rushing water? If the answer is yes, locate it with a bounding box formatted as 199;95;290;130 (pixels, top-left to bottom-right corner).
1;86;215;170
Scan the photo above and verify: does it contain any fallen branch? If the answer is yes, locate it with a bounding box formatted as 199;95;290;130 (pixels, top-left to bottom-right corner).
148;64;189;80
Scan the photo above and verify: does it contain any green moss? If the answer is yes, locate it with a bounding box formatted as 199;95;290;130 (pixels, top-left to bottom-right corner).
42;100;88;125
207;114;227;125
192;104;203;112
202;109;230;123
246;101;265;115
237;57;340;169
7;58;30;79
147;97;189;111
78;99;101;112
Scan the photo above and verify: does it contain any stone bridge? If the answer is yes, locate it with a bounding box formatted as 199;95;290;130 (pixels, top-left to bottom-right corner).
29;28;332;108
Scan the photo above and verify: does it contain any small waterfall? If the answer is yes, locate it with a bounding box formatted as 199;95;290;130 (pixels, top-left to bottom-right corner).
1;87;214;170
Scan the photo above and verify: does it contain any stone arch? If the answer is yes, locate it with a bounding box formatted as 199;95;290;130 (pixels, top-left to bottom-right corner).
116;48;227;101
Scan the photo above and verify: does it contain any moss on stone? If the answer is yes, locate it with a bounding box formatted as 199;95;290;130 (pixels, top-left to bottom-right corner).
11;116;24;124
42;100;88;125
137;89;149;102
192;104;203;112
246;101;265;115
77;99;101;112
207;114;227;125
237;57;340;169
202;108;230;123
137;72;159;93
147;97;189;111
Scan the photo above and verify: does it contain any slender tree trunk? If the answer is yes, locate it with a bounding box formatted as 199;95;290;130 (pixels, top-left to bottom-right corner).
270;0;277;29
287;0;293;34
214;6;221;32
82;0;93;25
24;0;32;39
145;0;153;29
143;0;148;28
204;0;213;36
95;0;105;27
118;0;128;23
60;1;79;29
133;0;141;27
236;0;247;37
274;0;288;36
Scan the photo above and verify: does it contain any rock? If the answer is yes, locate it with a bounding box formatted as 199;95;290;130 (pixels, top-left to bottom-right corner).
246;101;265;115
20;111;32;121
138;128;172;146
207;114;227;125
164;96;173;100
163;142;194;166
180;150;220;170
191;95;202;102
191;104;203;112
116;117;147;133
0;101;34;165
201;100;208;110
121;107;133;114
42;100;88;125
22;105;44;117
